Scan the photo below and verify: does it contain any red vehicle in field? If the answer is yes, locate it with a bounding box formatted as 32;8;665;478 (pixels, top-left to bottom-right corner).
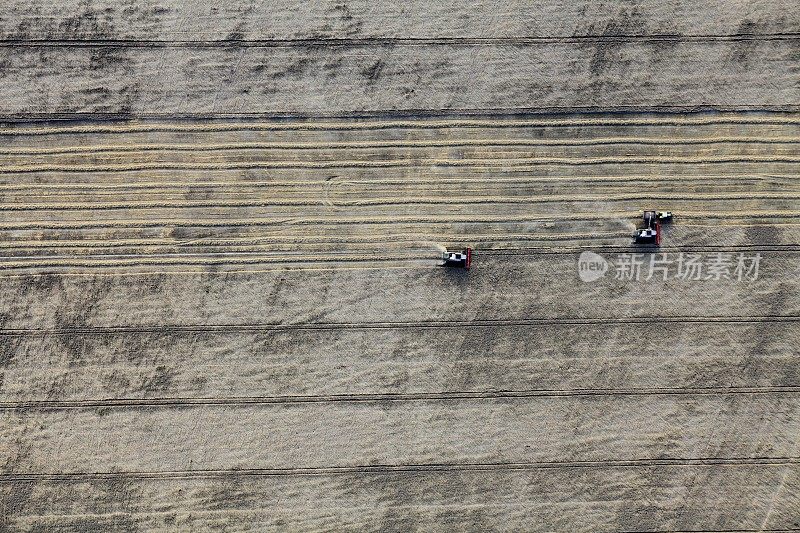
634;211;673;245
441;248;472;269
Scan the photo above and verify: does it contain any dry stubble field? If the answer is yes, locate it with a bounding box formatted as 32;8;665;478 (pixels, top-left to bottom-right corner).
1;1;800;532
1;113;799;531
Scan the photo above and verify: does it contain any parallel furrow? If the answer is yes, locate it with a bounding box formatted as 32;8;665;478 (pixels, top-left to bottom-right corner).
2;115;798;136
3;457;799;482
4;315;799;336
3;33;800;47
6;192;800;211
3;174;795;190
4;386;800;410
4;211;800;231
1;243;797;269
2;155;799;173
2;136;797;156
0;233;625;249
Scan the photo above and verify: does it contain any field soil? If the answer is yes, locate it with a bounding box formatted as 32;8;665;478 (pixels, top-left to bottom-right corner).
1;1;799;532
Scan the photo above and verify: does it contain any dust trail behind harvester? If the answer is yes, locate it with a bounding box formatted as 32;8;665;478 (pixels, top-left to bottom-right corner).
408;241;448;267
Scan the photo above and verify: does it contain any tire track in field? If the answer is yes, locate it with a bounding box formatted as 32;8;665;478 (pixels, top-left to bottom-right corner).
0;225;759;248
4;211;800;231
3;155;799;173
7;192;800;211
0;231;626;250
2;136;796;156
7;106;799;123
2;457;798;482
2;114;798;136
1;243;797;273
4;174;794;190
0;244;791;259
0;251;433;270
1;243;797;270
3;243;799;259
0;234;623;250
23;185;792;202
0;258;787;276
4;33;798;47
0;238;624;256
3;386;800;411
482;244;800;254
9;184;792;203
4;316;799;336
2;220;796;240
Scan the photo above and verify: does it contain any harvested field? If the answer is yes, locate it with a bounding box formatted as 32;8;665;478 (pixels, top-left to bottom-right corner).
1;114;799;270
2;1;800;531
2;112;800;531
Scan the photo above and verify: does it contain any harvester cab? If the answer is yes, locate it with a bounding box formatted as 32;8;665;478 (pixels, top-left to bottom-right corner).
633;211;673;246
634;227;660;245
441;248;472;269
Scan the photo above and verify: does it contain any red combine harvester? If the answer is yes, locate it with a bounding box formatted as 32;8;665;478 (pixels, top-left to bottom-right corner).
634;211;673;245
441;248;472;269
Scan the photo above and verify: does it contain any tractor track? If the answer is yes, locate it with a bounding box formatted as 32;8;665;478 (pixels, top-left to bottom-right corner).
6;192;800;211
3;172;796;184
2;456;799;483
2;174;797;191
1;136;796;156
0;245;795;270
3;386;800;411
4;105;800;121
2;114;798;136
0;232;624;249
2;33;799;47
3;155;799;174
1;242;798;255
3;316;799;336
4;211;800;231
1;241;793;252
